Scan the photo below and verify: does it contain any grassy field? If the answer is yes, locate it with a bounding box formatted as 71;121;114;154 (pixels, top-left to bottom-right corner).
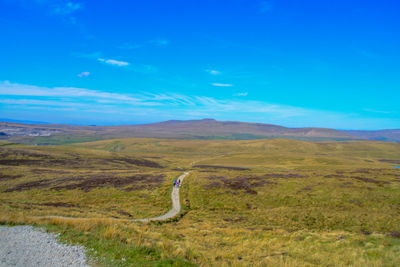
1;138;400;266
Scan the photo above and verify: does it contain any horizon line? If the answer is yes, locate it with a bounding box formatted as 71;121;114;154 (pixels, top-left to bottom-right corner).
0;118;398;131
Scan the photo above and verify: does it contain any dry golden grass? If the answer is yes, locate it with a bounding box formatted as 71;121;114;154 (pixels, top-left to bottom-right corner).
1;139;400;266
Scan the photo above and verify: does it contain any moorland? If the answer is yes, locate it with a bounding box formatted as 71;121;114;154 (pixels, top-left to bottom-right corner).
1;137;400;266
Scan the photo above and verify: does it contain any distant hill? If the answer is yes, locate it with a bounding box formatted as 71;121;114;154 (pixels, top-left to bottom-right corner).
128;119;356;140
0;118;399;144
342;129;400;142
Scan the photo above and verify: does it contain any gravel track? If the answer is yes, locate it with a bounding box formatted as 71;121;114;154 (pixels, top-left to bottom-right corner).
32;171;191;223
134;171;190;222
0;226;90;267
0;171;190;266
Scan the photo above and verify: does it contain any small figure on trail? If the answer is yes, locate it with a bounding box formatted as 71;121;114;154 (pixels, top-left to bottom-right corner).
173;178;177;187
176;181;180;187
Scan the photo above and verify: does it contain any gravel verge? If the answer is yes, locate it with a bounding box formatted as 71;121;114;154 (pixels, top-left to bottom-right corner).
0;226;90;267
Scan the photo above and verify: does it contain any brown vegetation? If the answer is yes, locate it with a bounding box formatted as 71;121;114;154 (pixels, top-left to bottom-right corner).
0;173;23;181
203;175;277;194
379;159;400;164
324;174;346;178
30;168;71;174
388;231;400;238
0;148;49;158
40;202;80;208
260;173;307;179
351;176;390;184
0;157;163;168
194;165;250;171
110;158;164;168
4;174;165;192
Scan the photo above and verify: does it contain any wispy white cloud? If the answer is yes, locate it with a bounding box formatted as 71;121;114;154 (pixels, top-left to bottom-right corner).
145;93;196;106
0;81;309;119
0;81;301;117
233;92;248;96
98;58;129;67
77;71;90;77
0;81;140;102
206;69;221;75
76;53;154;73
1;81;398;129
212;83;233;87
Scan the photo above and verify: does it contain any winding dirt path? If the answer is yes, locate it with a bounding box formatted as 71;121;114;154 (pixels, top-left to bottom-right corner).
134;171;190;222
31;171;191;223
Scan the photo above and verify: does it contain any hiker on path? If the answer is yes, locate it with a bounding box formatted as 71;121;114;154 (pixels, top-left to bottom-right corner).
173;178;177;187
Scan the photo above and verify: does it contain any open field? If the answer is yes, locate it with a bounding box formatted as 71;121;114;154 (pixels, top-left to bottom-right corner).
1;138;400;266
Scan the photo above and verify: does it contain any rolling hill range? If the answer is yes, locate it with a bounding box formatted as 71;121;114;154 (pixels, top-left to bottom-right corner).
0;118;399;144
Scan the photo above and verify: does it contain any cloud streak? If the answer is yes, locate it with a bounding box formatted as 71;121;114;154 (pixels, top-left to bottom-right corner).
0;81;305;115
98;58;129;67
96;57;156;73
234;92;248;96
0;81;140;102
0;81;398;129
77;71;90;77
206;69;221;75
212;83;233;87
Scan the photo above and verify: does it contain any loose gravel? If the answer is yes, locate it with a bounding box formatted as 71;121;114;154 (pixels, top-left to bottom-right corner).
0;226;90;267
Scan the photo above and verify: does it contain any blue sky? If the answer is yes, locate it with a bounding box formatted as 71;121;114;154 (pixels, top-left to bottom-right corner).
0;0;399;129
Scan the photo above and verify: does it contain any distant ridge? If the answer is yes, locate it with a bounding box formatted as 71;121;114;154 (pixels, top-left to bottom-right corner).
0;118;399;144
342;129;400;142
0;118;48;124
137;118;355;140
